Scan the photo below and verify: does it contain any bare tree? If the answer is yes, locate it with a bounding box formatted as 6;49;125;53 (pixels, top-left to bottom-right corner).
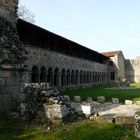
18;5;35;23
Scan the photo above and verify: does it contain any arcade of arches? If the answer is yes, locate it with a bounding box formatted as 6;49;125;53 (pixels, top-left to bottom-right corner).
31;66;108;88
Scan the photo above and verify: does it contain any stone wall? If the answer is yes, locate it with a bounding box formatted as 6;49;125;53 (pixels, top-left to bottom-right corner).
117;52;125;81
0;66;28;112
0;0;18;24
0;0;28;112
125;57;140;82
25;45;108;89
108;51;125;82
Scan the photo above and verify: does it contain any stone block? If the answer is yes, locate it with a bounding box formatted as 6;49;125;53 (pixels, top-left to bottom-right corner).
87;97;93;103
74;96;81;102
44;104;69;119
0;70;11;78
135;101;140;105
125;100;133;105
71;102;82;115
81;105;92;115
112;98;119;104
115;116;134;125
97;96;105;103
63;95;70;101
0;78;5;86
0;94;12;112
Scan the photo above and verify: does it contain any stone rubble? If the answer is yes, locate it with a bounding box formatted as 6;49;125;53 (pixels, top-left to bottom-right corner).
19;83;79;124
134;111;140;139
112;98;119;104
97;96;105;103
74;96;81;102
18;84;140;127
125;100;133;105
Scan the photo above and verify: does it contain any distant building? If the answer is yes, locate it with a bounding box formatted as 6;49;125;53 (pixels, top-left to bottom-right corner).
125;57;140;82
102;51;126;82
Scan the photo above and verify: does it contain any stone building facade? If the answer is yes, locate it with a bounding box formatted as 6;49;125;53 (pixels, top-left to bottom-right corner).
102;51;126;82
0;0;109;112
125;57;140;82
102;51;140;83
0;0;140;112
17;19;109;90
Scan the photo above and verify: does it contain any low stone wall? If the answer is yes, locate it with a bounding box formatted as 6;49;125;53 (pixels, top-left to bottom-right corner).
0;67;28;112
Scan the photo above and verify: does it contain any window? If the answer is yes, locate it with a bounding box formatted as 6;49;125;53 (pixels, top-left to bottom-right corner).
109;61;114;66
110;72;115;80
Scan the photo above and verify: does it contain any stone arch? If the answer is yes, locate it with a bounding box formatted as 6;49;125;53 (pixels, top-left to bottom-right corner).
31;66;39;83
40;66;47;83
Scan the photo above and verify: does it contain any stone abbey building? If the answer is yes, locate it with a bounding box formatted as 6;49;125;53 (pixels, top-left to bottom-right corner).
0;0;140;112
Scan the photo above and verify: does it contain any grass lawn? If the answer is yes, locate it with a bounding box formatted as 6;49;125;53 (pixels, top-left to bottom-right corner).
0;116;138;140
60;83;140;102
0;83;139;140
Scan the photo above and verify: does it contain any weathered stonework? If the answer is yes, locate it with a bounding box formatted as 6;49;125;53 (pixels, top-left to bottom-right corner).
125;57;140;82
0;0;27;112
0;17;26;65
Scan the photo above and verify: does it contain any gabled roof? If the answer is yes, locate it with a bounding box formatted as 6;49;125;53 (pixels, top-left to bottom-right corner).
101;50;122;57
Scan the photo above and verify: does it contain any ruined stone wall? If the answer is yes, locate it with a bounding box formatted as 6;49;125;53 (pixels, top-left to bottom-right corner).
117;52;125;81
0;67;28;112
0;0;27;112
125;57;140;82
109;52;125;81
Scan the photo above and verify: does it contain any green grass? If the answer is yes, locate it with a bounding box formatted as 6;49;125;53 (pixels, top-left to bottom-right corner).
0;83;139;140
131;82;140;88
0;116;138;140
60;83;140;102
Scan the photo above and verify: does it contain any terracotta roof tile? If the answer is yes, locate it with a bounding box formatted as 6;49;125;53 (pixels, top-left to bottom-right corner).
101;50;121;57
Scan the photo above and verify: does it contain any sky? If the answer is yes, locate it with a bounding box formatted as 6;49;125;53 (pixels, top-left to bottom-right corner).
19;0;140;59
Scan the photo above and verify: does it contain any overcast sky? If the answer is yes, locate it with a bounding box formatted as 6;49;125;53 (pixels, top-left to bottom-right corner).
19;0;140;59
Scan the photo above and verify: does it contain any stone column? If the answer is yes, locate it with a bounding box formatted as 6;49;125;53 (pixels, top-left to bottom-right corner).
58;72;62;87
64;74;67;86
52;72;54;87
38;69;41;83
69;73;71;86
91;73;93;85
77;73;80;85
28;70;32;83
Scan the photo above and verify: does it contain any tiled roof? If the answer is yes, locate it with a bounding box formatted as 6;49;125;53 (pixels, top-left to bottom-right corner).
101;50;121;57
